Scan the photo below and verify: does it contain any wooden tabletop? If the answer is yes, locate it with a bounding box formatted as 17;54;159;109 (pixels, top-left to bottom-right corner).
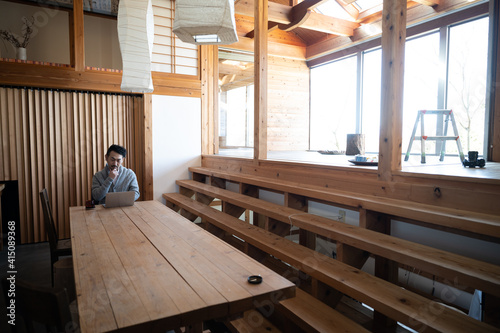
70;200;295;333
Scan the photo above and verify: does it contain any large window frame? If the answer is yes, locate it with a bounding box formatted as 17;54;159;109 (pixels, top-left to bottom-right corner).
310;11;490;161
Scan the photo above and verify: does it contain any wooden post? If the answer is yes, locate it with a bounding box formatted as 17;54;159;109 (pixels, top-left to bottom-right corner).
71;0;85;71
254;0;268;161
200;45;218;155
142;94;154;200
378;0;406;181
487;0;500;162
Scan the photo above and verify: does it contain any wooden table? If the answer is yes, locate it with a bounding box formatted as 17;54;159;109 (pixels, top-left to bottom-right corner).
70;200;295;332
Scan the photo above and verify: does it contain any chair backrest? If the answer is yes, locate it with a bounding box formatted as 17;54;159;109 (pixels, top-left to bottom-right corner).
2;278;75;333
39;188;59;251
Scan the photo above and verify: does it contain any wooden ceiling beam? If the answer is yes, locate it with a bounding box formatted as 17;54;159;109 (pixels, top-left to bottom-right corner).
336;0;360;20
278;0;329;31
412;0;440;6
235;0;359;37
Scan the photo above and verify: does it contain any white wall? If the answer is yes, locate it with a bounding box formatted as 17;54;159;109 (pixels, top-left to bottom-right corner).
152;95;201;203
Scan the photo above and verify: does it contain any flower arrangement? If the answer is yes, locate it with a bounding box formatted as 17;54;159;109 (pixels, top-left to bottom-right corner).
0;16;35;48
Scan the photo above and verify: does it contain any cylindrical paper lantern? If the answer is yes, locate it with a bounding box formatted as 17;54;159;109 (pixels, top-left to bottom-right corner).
117;0;154;93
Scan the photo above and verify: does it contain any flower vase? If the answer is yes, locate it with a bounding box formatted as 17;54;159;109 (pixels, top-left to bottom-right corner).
16;47;27;60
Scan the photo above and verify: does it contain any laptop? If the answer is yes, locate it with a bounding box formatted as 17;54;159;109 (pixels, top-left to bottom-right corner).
103;191;136;208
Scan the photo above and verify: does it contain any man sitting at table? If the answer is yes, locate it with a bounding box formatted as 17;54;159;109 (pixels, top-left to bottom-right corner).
92;144;140;204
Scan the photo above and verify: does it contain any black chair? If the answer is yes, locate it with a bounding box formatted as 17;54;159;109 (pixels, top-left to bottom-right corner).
39;188;72;286
2;278;77;333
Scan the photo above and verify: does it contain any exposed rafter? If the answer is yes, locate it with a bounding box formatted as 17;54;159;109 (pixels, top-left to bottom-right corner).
278;0;330;31
235;0;359;37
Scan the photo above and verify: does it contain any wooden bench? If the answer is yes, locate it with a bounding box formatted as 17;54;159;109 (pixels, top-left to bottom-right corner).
163;192;498;333
173;178;500;299
188;166;500;240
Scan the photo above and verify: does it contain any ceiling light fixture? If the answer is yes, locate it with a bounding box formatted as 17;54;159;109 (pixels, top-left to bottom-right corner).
173;0;238;45
117;0;154;93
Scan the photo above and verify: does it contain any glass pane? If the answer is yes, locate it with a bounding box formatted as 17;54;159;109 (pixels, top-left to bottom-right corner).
310;56;357;152
361;48;381;153
402;32;440;158
84;15;122;70
218;50;254;151
0;1;70;64
221;85;254;147
447;17;489;156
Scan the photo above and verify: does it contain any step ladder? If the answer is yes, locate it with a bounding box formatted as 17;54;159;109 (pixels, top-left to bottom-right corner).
404;109;465;164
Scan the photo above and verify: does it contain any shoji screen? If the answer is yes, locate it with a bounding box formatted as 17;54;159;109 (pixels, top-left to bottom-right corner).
0;87;144;243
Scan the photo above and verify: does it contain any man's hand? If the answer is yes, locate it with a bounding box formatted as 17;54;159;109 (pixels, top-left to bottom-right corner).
109;165;119;180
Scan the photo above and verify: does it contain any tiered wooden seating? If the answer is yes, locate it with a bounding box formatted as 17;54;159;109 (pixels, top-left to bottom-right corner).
171;179;500;298
163;192;499;333
187;167;500;239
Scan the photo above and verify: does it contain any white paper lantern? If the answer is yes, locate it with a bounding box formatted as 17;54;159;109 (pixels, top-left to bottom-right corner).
117;0;154;93
173;0;238;45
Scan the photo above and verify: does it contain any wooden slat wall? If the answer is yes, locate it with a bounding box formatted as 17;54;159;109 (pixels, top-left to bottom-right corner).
0;87;143;243
267;55;310;151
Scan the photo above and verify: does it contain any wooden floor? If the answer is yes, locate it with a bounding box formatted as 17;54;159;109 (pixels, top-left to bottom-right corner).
217;149;500;182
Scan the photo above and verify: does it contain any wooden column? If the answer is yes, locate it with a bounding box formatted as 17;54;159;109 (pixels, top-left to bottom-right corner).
142;94;154;200
201;45;219;155
71;0;85;71
378;0;406;181
254;0;268;161
487;0;500;162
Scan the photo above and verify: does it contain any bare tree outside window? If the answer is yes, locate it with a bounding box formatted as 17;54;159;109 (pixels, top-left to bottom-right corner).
447;17;489;154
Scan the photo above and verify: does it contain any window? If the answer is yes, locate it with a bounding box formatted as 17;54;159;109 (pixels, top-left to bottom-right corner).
310;15;489;161
310;55;357;151
447;17;489;155
402;31;440;158
218;50;254;150
361;49;381;153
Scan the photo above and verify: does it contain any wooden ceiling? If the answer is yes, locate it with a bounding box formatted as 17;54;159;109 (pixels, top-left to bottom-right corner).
232;0;484;50
220;0;486;90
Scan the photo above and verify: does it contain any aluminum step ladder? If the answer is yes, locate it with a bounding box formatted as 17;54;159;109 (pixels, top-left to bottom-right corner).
404;109;465;163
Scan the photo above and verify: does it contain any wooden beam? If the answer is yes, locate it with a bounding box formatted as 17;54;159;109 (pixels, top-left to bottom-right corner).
200;45;218;155
278;0;329;31
141;94;153;200
72;0;85;71
413;0;440;6
378;0;407;181
488;0;500;162
228;35;306;60
254;0;268;161
336;0;360;20
0;63;201;97
304;12;357;36
235;0;359;36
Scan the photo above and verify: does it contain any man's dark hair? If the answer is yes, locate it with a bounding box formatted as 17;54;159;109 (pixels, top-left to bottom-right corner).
106;144;127;158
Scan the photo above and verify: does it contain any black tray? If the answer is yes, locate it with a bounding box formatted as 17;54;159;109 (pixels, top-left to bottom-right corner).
348;159;378;166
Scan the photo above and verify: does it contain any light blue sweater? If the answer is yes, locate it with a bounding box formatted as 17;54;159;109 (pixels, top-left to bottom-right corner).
91;165;140;204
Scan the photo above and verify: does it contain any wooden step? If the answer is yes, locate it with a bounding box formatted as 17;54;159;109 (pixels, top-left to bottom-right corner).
173;179;500;298
227;310;282;333
188;166;500;239
278;288;370;333
163;193;499;333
